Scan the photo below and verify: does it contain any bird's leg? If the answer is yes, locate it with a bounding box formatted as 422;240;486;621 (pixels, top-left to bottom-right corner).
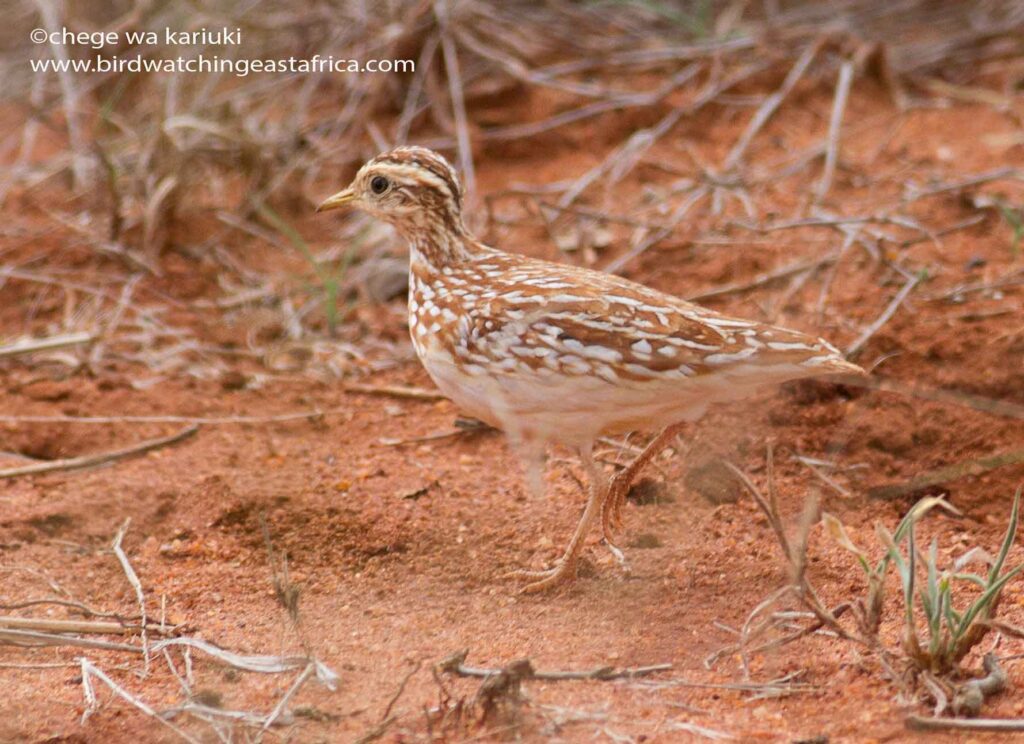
579;447;629;572
508;441;605;593
506;426;547;499
601;422;687;545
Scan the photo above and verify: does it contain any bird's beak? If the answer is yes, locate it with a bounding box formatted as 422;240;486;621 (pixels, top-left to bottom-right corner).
316;188;357;213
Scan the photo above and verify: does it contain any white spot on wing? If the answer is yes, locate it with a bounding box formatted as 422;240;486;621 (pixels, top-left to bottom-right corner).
579;345;622;363
704;317;756;328
704;348;759;365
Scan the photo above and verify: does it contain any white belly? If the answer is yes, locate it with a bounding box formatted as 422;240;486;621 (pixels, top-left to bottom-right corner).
417;345;709;447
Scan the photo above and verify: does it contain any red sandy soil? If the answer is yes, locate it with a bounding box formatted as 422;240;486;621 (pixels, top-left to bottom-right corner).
2;76;1024;743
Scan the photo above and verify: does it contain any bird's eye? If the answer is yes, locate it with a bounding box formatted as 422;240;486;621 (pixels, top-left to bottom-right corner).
370;175;389;194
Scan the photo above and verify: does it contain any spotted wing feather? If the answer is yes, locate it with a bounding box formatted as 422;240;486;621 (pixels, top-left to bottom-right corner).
440;251;858;385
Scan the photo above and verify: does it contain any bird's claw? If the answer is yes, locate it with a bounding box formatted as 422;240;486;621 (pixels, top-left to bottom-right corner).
504;559;577;593
603;538;631;574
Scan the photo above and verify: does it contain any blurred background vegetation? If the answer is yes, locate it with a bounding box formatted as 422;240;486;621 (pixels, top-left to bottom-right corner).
1;0;1022;377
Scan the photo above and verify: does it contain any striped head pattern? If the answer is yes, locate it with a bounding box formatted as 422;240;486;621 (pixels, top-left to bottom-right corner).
318;147;468;264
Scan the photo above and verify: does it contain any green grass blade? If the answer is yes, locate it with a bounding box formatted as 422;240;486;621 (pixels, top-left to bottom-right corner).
943;591;960;636
875;496;960;575
955;563;1024;643
878;523;916;629
926;539;939;621
822;512;871;575
257;205;325;280
988;486;1022;584
952;572;988;589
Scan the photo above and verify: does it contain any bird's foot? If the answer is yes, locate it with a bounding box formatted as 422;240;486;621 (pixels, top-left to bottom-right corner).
504;558;577;594
603;538;632;575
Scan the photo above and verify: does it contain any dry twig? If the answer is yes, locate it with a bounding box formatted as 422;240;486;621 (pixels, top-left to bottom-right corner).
813;60;854;203
688;254;838;302
868;448;1024;500
906;716;1024;733
0;332;95;359
343;382;445;401
439;649;671;681
0;616;173;636
722;42;821;171
845;272;920;358
112;519;149;674
0;425;198;480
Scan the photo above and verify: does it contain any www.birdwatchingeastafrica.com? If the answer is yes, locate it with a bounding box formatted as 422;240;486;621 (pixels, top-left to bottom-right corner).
30;54;415;76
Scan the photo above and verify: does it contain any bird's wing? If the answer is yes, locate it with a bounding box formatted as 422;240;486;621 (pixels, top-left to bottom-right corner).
450;252;860;384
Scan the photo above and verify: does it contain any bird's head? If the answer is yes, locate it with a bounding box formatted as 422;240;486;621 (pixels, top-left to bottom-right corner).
316;146;465;238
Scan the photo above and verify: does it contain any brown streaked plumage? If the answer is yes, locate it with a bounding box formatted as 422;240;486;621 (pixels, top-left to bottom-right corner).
318;146;864;592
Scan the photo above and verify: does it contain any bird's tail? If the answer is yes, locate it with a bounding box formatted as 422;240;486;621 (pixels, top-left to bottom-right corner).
817;355;867;377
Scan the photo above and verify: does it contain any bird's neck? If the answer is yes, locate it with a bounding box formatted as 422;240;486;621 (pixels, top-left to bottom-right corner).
399;213;477;272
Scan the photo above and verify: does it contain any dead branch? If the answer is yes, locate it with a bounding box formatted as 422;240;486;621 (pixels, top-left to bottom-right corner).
813;60;854;203
835;375;1024;421
380;416;494;446
845;272;920;358
80;658;200;743
0;425;198;480
906;716;1024;733
721;459;791;562
536;201;669;231
688;254;837;302
953;653;1008;717
722;41;821;171
343;383;445;401
475;63;701;143
438;649;671;681
260;662;316;734
355;716;399;744
383;662;421;721
355;662;422;744
868;448;1024;500
151;636;339;682
638;670;815;696
904;167;1024;201
259;514;303;638
112;519;149;674
558;59;770;210
0;331;95;359
723;458;865;646
0;409;349;425
0;627;142;652
435;0;475;201
0;596;136;620
603;185;709;275
33;0;91;189
926;266;1024;302
796;457;852;498
0;616;174;636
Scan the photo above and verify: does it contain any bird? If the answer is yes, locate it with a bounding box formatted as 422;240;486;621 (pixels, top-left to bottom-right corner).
317;146;864;593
